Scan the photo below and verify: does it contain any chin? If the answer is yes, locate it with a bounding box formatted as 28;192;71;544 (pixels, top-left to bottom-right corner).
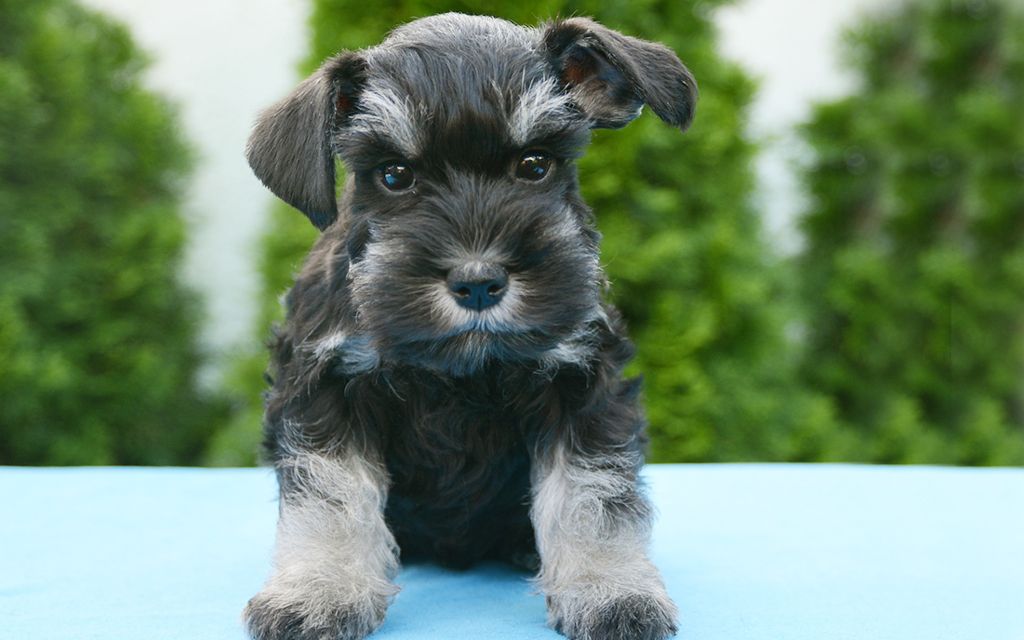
384;327;559;377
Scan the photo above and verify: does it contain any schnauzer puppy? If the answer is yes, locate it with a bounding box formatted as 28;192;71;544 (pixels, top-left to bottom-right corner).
243;13;696;640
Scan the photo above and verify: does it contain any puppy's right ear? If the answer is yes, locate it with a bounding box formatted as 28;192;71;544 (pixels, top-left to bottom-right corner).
246;53;367;230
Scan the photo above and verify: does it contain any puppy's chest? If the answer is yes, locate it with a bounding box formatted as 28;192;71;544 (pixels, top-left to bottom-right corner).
371;372;537;561
381;382;533;503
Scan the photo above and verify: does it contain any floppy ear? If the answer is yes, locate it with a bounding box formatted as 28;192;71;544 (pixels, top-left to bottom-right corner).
542;18;697;131
245;53;366;230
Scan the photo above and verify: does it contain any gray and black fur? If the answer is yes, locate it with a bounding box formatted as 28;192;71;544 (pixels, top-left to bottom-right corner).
242;13;697;640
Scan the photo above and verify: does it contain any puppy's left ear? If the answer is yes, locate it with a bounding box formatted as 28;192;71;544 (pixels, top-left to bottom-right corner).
542;17;697;131
246;53;367;230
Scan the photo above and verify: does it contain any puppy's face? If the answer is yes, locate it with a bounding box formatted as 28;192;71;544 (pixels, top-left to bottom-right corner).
247;14;697;375
339;19;601;374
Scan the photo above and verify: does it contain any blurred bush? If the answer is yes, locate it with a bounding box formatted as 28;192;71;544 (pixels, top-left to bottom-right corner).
0;0;225;464
7;0;1020;467
209;0;831;465
796;0;1024;464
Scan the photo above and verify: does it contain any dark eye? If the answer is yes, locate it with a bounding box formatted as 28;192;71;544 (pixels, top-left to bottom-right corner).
379;163;415;191
515;152;554;182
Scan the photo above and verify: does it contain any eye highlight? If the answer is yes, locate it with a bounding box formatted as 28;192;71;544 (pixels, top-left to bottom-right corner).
378;162;415;192
515;152;554;182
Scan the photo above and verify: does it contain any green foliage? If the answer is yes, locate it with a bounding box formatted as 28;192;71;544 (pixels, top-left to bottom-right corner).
797;0;1024;464
214;0;824;464
0;0;225;464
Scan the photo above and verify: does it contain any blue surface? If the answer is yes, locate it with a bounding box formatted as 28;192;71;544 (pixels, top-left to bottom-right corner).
1;464;1022;640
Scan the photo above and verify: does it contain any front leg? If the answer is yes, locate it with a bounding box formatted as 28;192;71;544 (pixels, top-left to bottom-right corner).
531;442;678;640
244;450;399;640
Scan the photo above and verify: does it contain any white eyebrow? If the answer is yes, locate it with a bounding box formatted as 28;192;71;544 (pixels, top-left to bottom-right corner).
348;81;424;158
508;77;574;146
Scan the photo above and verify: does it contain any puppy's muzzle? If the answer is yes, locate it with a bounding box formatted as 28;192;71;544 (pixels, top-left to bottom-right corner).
447;262;508;311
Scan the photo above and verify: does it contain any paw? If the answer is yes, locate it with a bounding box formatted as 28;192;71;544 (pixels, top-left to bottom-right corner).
549;592;678;640
587;594;678;640
243;589;388;640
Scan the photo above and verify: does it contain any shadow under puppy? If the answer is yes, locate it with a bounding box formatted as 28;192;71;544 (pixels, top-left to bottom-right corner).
243;13;697;640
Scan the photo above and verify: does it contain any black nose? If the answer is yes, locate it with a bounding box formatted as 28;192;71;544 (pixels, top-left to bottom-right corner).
447;263;508;311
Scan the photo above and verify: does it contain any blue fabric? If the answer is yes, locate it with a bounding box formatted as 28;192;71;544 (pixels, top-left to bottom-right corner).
1;464;1021;640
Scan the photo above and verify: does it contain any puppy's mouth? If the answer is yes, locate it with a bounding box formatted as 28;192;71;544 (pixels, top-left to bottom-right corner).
356;277;599;376
386;284;564;375
426;281;530;338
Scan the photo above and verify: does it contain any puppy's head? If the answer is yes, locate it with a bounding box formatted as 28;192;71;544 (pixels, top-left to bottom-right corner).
248;14;697;376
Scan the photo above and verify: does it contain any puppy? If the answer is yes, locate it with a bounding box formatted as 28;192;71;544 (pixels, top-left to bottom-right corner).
243;13;696;640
